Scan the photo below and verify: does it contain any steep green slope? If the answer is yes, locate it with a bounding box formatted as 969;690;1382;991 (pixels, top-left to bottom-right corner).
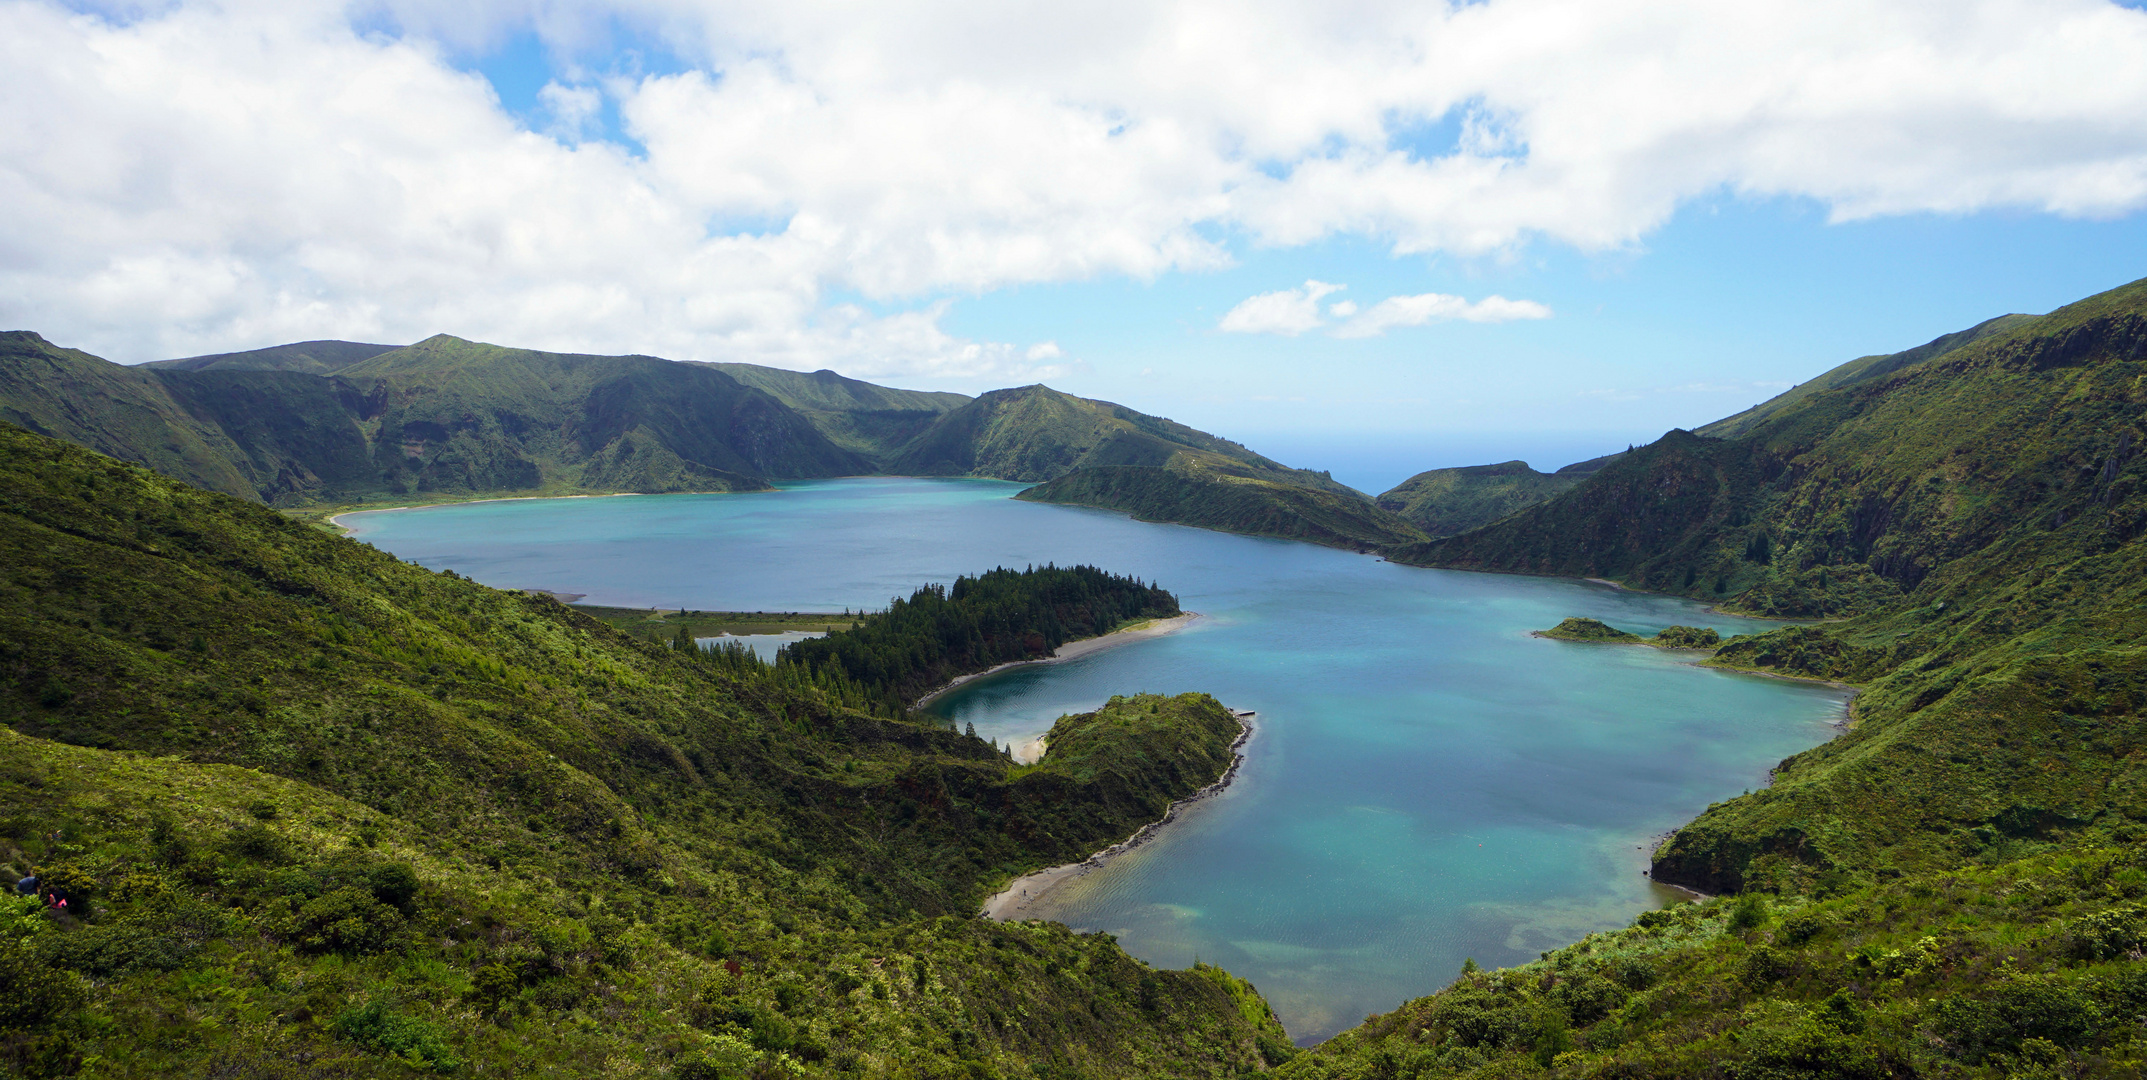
0;422;1292;1077
0;332;264;499
1699;312;2037;440
704;363;969;465
1389;275;2147;895
0;333;884;507
1281;846;2147;1080
1376;460;1583;538
341;335;871;490
1018;461;1427;551
147;339;399;374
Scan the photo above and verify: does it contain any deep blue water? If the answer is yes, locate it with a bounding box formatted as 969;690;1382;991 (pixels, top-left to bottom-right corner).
340;478;1844;1042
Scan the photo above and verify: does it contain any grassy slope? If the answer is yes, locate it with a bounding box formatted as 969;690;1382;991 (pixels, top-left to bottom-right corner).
1281;846;2147;1080
0;423;1292;1078
0;332;263;500
0;332;890;508
704;363;970;466
145;340;400;374
1376;461;1582;538
1698;313;2038;440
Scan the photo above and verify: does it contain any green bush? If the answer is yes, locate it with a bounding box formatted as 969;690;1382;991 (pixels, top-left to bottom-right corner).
290;886;402;955
331;999;461;1073
1930;977;2101;1062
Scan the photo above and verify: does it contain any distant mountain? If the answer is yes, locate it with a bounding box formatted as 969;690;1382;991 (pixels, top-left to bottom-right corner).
878;383;1420;548
146;339;399;374
1375;460;1583;538
1020;462;1428;551
0;332;872;505
4;331;1408;549
701;362;970;466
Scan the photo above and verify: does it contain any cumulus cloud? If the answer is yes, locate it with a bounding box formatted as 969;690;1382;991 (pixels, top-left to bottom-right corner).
3;0;2146;371
1330;293;1551;337
1217;280;1345;335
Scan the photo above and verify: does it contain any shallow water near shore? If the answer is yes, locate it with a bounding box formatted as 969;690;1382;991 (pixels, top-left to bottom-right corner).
341;477;1846;1043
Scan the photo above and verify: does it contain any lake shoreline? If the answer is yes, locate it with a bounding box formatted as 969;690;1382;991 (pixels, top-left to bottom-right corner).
981;708;1256;921
913;612;1202;708
325;491;650;534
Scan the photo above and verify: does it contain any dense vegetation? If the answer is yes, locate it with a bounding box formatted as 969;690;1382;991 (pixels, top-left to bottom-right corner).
780;566;1180;708
0;421;1292;1077
1536;619;1720;648
1280;845;2147;1079
1018;462;1427;552
1536;618;1641;643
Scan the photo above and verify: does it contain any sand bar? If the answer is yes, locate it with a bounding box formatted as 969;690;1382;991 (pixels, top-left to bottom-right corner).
981;708;1255;921
913;611;1202;708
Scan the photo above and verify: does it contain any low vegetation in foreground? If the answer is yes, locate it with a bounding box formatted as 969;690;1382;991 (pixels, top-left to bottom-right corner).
0;421;1290;1078
1283;845;2147;1079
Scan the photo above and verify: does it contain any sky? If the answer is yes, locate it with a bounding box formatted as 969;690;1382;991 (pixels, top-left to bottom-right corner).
5;1;2147;492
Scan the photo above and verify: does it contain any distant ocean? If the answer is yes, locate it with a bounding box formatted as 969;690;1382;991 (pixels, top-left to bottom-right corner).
1233;431;1657;495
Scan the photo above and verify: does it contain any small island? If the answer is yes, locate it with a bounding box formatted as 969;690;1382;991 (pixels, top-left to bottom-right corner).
1537;617;1722;649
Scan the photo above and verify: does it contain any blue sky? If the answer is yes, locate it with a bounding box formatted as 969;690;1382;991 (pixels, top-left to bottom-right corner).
8;0;2147;492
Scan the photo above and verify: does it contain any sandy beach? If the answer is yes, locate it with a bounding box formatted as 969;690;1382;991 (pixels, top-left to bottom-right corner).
980;707;1255;921
913;611;1202;708
325;491;645;534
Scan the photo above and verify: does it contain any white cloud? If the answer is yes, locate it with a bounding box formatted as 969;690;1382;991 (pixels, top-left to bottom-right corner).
1218;280;1345;335
539;82;604;141
3;0;2147;371
1025;341;1064;360
1330;293;1551;337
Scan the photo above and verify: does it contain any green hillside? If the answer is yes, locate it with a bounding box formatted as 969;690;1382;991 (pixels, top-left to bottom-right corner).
1376;460;1583;538
0;333;883;507
703;363;969;466
0;421;1292;1077
892;383;1420;548
890;384;1356;494
147;339;399;374
1698;313;2038;440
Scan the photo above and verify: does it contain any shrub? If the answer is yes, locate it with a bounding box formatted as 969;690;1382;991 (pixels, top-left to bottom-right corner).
1776;907;1830;946
1727;893;1769;932
291;886;402;955
1931;977;2102;1062
331;999;461;1073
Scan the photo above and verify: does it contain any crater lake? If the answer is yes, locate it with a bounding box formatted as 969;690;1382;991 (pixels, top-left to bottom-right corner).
339;477;1847;1042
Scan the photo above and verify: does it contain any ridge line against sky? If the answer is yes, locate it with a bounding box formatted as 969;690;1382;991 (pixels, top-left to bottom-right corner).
5;0;2147;485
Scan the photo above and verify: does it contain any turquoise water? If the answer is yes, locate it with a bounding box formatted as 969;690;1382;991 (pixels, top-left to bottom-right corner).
341;478;1844;1042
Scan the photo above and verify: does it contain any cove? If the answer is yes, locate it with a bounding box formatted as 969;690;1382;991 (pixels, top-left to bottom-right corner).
339;477;1846;1043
